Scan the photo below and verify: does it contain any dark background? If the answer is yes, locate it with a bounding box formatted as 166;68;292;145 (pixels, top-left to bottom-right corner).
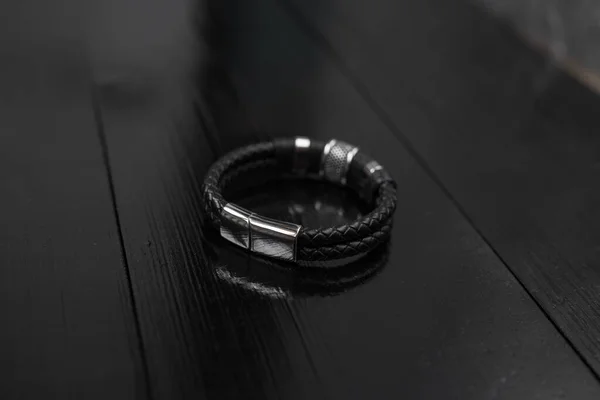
2;0;600;398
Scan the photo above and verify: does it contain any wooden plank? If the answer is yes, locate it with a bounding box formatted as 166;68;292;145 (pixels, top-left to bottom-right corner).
0;4;146;398
284;0;600;376
94;0;600;398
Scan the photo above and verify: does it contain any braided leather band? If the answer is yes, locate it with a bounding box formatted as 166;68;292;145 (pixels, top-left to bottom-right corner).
201;137;397;266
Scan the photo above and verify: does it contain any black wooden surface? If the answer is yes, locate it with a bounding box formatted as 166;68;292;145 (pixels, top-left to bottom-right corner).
3;0;600;398
0;4;146;398
284;0;600;377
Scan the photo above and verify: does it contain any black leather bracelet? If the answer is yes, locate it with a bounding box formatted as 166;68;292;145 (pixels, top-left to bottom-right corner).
201;137;397;266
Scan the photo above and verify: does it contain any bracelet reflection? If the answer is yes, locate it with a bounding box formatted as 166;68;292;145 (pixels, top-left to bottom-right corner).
201;178;391;298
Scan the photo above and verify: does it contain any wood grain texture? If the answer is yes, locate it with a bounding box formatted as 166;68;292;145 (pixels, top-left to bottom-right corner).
0;2;146;398
93;0;600;398
283;0;600;377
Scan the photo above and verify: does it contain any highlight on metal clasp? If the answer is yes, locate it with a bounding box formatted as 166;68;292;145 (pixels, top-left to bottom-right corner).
220;203;301;261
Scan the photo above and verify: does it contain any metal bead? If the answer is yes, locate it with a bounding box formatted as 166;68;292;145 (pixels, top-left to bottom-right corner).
320;139;359;185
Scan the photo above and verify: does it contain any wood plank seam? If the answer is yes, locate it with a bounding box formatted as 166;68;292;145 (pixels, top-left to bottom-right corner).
90;85;155;399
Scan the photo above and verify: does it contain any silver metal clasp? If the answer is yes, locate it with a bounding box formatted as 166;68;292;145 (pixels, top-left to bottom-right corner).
220;204;251;249
249;214;301;261
220;203;302;262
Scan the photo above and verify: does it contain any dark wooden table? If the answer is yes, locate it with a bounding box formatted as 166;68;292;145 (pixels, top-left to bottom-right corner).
3;0;600;398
